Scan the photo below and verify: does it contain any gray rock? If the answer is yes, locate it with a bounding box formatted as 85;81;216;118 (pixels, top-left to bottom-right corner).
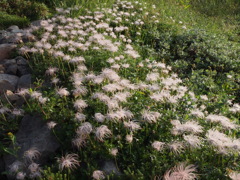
6;64;18;75
0;90;20;103
16;56;28;66
3;115;60;179
6;35;23;44
3;59;16;67
16;56;31;76
0;30;8;44
18;74;32;89
7;25;19;32
18;65;31;76
22;33;36;43
0;64;5;73
0;44;16;61
101;160;121;176
0;156;6;180
0;80;15;94
0;74;19;88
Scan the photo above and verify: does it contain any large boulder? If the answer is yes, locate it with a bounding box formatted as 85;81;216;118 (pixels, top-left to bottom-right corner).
3;115;60;178
0;44;16;61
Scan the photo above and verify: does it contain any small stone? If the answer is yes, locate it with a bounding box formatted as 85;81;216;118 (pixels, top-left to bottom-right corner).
0;90;20;103
18;74;32;89
0;44;17;61
0;80;15;94
6;64;18;75
0;64;5;73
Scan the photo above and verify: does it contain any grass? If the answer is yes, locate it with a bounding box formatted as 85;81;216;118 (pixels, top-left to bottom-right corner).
0;0;240;179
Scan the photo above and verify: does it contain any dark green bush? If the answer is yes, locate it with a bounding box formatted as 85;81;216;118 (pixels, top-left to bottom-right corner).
0;11;29;29
143;28;240;100
154;29;240;75
0;0;49;20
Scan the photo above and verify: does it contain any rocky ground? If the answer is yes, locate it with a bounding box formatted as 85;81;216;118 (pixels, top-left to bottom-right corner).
0;23;60;179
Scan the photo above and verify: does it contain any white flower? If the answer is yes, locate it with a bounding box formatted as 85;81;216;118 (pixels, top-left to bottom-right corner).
9;161;23;174
152;141;165;151
206;114;238;130
164;162;197;180
168;141;185;154
142;110;161;123
72;136;87;149
45;67;58;76
47;121;57;129
200;95;208;101
183;134;201;148
146;72;160;82
56;88;70;97
57;154;80;171
101;68;120;82
75;113;86;122
92;170;105;180
123;121;141;131
31;91;42;99
190;109;205;118
110;148;118;156
229;171;240;180
24;148;41;162
94;113;105;123
16;172;26;180
171;120;203;135
74;99;88;111
126;134;133;143
95;125;112;141
76;122;93;136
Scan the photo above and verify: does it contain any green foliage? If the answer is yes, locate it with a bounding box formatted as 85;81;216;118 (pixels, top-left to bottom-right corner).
150;28;240;97
190;0;240;17
0;0;49;21
1;0;240;179
41;167;68;180
0;11;29;29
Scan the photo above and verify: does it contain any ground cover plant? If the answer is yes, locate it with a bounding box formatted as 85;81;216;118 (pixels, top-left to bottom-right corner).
0;0;240;179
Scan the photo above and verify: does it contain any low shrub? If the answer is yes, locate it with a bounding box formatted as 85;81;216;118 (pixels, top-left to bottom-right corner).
0;0;49;21
0;11;29;29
